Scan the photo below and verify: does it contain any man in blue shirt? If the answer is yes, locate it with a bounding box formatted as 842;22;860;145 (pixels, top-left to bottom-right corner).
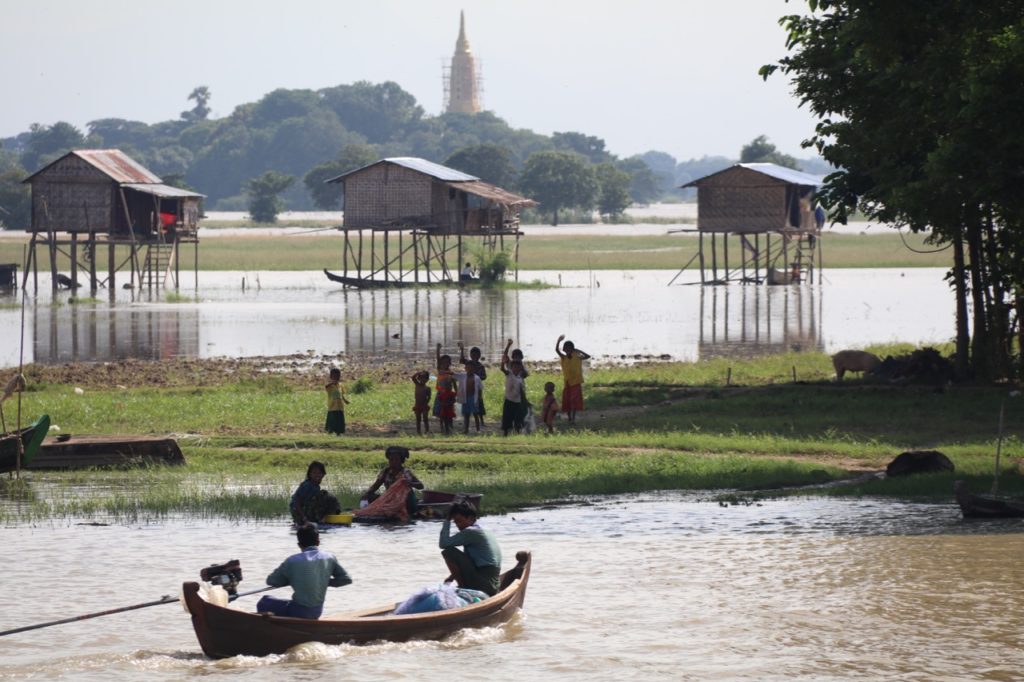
439;500;503;596
256;524;352;619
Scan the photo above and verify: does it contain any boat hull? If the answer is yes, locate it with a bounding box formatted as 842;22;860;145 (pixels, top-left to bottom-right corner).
954;481;1024;518
0;415;49;473
184;550;530;658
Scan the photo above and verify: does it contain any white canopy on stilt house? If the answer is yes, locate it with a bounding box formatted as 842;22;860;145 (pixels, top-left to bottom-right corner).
21;149;204;293
671;163;826;286
324;157;536;287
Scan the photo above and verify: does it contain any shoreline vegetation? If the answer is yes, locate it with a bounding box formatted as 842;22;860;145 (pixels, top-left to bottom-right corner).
2;345;1020;523
0;230;951;272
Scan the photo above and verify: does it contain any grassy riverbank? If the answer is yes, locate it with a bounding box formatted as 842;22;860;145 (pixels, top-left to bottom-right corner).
0;231;951;272
3;346;1020;522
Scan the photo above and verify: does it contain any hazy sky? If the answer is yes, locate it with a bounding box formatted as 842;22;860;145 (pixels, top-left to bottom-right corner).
1;0;818;161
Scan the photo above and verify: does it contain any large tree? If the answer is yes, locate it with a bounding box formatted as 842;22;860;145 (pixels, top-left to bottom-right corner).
594;163;632;219
518;151;598;226
764;1;1024;380
245;171;295;223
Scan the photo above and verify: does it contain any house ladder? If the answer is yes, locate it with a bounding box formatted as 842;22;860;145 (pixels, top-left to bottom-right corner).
142;242;175;289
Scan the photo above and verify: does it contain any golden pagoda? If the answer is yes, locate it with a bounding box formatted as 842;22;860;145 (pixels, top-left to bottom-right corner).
445;11;481;114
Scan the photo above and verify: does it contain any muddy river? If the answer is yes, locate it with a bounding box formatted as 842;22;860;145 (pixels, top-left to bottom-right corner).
0;494;1020;680
0;269;953;368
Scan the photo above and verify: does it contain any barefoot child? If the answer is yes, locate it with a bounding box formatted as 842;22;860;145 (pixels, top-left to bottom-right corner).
325;368;350;435
412;371;431;435
540;381;559;434
500;355;527;436
555;335;591;424
458;342;487;432
434;344;458;435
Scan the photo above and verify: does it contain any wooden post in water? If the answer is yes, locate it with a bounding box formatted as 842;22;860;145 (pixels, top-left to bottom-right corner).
992;400;1005;496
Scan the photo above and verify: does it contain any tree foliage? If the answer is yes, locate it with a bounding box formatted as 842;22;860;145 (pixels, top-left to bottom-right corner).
739;135;798;169
594;163;632;218
245;171;295;223
303;144;379;210
444;143;517;187
182;86;211;122
519;151;598;226
765;1;1024;379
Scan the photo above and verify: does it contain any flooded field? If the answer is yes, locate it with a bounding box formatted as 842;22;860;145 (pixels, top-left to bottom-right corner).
0;269;953;369
0;494;1020;680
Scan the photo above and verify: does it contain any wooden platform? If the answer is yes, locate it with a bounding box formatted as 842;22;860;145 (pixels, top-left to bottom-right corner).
27;436;185;470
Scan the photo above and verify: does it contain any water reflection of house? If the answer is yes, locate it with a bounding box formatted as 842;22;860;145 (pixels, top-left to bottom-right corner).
21;150;204;295
325;158;536;287
698;285;823;360
670;163;824;286
31;304;200;364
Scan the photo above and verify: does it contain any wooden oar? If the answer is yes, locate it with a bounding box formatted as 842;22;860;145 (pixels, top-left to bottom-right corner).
0;585;278;638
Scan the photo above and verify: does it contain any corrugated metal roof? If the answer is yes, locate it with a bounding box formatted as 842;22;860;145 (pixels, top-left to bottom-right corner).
446;180;536;207
74;150;163;184
122;183;205;198
682;163;824;188
326;157;479;184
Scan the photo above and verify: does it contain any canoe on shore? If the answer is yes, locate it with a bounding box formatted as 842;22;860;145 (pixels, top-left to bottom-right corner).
954;480;1024;519
0;414;50;473
183;550;531;658
28;435;185;469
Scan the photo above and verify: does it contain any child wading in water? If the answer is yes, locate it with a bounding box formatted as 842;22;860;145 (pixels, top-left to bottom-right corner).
540;381;559;434
434;344;458;435
411;371;431;435
555;334;591;424
325;368;350;435
458;342;487;433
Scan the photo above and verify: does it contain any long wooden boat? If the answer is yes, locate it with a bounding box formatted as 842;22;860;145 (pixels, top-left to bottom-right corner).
183;550;531;659
0;414;50;474
28;435;185;470
954;480;1024;519
324;269;455;289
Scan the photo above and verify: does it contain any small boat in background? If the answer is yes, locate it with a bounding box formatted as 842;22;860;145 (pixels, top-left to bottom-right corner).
183;550;531;659
0;414;50;474
954;480;1024;519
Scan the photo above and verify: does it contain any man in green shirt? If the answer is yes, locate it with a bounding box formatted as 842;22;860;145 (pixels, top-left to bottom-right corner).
257;524;352;619
439;500;503;596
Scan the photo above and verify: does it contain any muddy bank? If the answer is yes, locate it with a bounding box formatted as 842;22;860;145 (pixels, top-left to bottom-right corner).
10;353;573;390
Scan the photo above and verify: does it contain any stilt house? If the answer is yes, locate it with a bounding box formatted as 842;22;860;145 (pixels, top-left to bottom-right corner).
22;149;204;293
325;157;535;287
671;163;824;286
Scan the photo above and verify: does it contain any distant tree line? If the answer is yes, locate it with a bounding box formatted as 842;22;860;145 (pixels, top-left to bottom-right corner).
0;80;826;228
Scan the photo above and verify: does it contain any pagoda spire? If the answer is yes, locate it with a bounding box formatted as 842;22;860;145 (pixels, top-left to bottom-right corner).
445;11;481;114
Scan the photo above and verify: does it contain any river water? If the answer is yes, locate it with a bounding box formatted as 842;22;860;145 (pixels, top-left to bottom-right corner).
0;269;953;368
0;495;1021;680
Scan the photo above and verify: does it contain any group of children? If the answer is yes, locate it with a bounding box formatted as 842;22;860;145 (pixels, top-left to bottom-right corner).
323;335;591;437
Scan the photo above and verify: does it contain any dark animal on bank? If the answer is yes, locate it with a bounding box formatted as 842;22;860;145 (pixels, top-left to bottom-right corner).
55;274;80;289
832;350;881;380
886;450;955;477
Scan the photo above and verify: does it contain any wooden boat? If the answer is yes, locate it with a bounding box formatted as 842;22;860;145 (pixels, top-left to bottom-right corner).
183;550;531;659
418;490;484;518
28;435;185;470
954;481;1024;519
324;269;454;289
0;414;50;474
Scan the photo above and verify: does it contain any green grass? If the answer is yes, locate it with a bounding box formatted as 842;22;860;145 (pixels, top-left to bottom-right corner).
0;232;952;273
5;346;1022;522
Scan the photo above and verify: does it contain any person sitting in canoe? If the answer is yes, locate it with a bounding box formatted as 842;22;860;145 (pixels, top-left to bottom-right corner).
439;500;503;596
361;446;424;516
257;523;352;619
290;461;341;525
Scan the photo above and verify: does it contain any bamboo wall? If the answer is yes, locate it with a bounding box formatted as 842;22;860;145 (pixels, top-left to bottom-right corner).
30;156;117;234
